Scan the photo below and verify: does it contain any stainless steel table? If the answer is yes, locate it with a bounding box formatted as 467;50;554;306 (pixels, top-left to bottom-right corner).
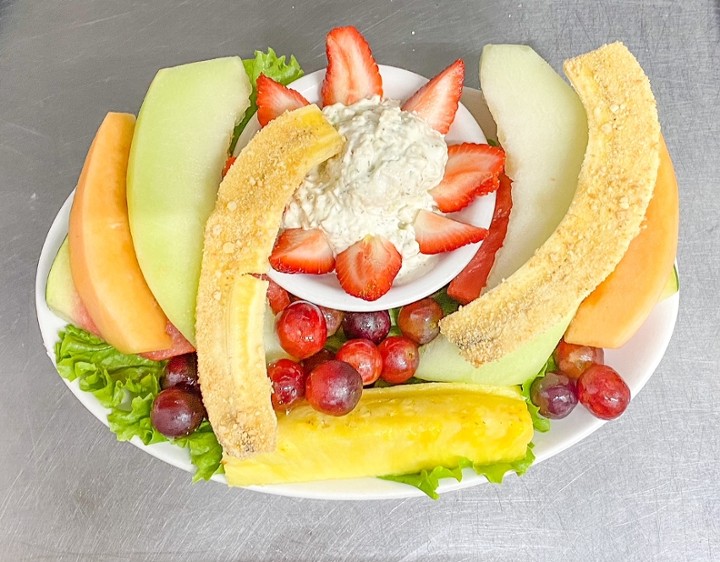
1;1;718;560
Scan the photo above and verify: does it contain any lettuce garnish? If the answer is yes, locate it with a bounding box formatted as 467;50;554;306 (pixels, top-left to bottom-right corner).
380;349;555;499
54;325;222;482
381;445;535;500
229;48;305;152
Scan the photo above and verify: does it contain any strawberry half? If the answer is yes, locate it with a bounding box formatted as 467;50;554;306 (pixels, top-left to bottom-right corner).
222;155;236;178
430;143;506;213
414;210;487;255
256;74;310;127
269;228;335;274
401;60;464;134
447;173;513;304
321;26;383;106
335;236;402;301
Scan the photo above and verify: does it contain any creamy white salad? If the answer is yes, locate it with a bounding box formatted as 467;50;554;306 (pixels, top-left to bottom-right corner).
282;96;448;282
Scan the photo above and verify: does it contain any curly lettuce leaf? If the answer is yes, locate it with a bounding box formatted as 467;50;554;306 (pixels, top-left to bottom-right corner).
230;48;304;152
175;420;225;482
380;445;535;499
56;325;167;444
471;444;535;484
383;465;464;500
54;325;222;480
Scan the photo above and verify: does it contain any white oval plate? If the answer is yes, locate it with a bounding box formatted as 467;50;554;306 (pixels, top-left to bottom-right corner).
235;66;494;312
36;86;678;500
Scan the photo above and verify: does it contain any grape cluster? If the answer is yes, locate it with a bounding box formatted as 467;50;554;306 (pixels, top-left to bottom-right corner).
530;340;630;421
152;353;206;438
270;296;446;416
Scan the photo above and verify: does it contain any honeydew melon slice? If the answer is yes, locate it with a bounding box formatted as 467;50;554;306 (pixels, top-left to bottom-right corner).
480;45;589;290
45;238;99;336
127;57;251;344
416;315;571;386
441;43;661;366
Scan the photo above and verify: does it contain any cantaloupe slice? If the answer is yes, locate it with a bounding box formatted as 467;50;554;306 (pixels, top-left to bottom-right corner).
440;43;661;366
564;136;679;347
69;113;172;355
47;235;194;359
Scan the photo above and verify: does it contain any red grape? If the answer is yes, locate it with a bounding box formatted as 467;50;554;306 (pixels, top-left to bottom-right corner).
306;360;363;416
267;358;306;411
342;310;391;344
160;353;199;391
151;387;206;438
530;372;578;419
555;339;604;380
397;297;444;344
577;364;631;420
319;306;344;337
336;339;383;385
301;348;335;375
275;301;327;359
378;336;419;384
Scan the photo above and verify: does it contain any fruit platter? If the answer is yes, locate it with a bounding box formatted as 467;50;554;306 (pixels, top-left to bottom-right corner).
36;26;679;499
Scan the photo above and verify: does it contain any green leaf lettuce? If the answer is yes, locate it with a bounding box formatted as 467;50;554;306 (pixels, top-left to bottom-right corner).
54;325;222;480
380;445;536;500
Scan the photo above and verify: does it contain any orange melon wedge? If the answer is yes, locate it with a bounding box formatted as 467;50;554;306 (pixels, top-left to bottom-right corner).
565;136;679;348
68;112;172;354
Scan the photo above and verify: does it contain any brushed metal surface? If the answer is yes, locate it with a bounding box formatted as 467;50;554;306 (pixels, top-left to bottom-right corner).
1;0;718;560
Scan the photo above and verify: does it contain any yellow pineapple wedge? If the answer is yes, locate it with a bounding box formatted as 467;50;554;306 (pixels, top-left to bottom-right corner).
224;383;533;486
196;105;344;459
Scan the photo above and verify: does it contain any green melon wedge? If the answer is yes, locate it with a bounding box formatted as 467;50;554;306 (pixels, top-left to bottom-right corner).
127;57;251;344
480;45;588;290
416;316;570;386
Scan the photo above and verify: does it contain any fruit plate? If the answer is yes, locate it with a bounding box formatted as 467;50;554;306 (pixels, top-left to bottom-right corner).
235;65;495;312
35;87;679;501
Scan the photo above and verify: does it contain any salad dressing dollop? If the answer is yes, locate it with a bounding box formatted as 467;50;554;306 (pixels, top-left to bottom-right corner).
282;96;447;282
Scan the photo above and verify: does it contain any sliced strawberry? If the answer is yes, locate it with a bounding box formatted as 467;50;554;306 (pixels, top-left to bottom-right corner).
321;26;383;106
222;155;236;178
335;236;401;301
401;60;464;134
414;210;487;255
448;173;513;304
269;228;335;274
256;74;310;127
430;143;505;212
